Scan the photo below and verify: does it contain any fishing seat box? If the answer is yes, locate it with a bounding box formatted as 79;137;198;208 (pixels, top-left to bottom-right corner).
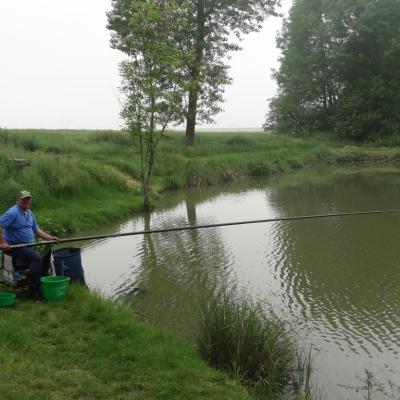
0;252;31;288
0;248;85;288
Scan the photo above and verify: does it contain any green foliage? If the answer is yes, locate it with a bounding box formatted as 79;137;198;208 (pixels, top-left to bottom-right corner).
247;161;274;177
267;0;400;141
108;0;279;144
118;0;190;208
197;290;311;397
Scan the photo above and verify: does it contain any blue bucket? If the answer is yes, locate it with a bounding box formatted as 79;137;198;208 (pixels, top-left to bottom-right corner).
52;248;86;284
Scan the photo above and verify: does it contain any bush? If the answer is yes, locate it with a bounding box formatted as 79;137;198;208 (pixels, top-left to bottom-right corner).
163;175;185;190
247;161;271;177
226;136;251;146
185;160;216;186
0;128;9;144
197;291;309;396
90;130;133;147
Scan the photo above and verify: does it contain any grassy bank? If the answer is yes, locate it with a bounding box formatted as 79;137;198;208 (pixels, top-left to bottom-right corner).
0;284;251;400
1;128;400;234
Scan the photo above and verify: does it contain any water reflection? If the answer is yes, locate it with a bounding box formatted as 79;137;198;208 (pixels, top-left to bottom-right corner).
265;170;400;396
113;197;235;337
81;167;400;399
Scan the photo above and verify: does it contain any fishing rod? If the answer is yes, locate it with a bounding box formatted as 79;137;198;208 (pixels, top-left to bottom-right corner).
4;208;400;250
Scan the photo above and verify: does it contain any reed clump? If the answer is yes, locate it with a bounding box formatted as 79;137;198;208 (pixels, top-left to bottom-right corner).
197;291;312;398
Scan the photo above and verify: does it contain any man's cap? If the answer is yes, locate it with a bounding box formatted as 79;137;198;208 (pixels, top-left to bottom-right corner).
17;190;32;199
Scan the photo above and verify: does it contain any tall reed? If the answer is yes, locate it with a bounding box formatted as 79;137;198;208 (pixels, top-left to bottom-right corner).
197;290;313;398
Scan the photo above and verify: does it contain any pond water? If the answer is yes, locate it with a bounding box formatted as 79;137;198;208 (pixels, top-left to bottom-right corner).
79;166;400;399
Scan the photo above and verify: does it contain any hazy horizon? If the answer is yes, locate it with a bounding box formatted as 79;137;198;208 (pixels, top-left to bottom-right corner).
0;0;291;131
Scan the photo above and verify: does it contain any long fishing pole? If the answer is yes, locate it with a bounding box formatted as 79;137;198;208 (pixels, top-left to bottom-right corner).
4;208;400;250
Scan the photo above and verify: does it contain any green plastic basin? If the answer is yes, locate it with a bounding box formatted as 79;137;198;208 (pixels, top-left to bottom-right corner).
0;292;16;307
41;276;71;301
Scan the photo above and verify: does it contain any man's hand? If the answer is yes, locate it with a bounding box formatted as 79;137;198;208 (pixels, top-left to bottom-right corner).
1;240;10;251
36;228;60;242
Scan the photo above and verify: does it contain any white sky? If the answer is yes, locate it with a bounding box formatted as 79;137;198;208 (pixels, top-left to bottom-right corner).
0;0;292;130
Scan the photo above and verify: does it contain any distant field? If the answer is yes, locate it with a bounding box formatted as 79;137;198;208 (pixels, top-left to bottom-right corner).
1;128;399;234
175;127;264;133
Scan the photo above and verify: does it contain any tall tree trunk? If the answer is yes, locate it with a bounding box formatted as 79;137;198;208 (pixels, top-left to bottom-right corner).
185;89;199;145
143;147;155;211
138;130;150;210
143;180;151;211
143;185;150;211
185;0;205;146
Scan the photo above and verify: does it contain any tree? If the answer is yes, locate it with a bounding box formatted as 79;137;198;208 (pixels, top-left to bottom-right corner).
119;0;189;209
266;0;400;141
265;0;341;135
332;0;400;140
108;0;280;145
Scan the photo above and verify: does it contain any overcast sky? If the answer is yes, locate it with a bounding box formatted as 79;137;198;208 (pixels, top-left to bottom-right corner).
0;0;292;131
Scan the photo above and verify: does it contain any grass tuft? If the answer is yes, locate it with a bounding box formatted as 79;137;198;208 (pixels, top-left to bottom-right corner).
197;290;312;398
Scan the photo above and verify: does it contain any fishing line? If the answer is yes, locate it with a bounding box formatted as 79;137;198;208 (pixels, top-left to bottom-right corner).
4;208;400;250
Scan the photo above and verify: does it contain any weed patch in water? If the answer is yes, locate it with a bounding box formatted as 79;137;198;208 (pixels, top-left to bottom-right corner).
197;290;315;398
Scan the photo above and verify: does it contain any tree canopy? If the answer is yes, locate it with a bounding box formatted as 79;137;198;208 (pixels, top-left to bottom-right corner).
266;0;400;141
118;0;189;209
108;0;279;145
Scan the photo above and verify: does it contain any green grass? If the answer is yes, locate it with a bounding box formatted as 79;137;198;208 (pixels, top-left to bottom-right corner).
1;128;399;234
0;284;251;400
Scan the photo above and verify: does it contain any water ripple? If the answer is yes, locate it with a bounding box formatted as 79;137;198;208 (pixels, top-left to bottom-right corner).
82;170;400;398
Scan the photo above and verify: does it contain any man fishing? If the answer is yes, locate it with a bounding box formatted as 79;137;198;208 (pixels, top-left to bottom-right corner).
0;191;59;301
